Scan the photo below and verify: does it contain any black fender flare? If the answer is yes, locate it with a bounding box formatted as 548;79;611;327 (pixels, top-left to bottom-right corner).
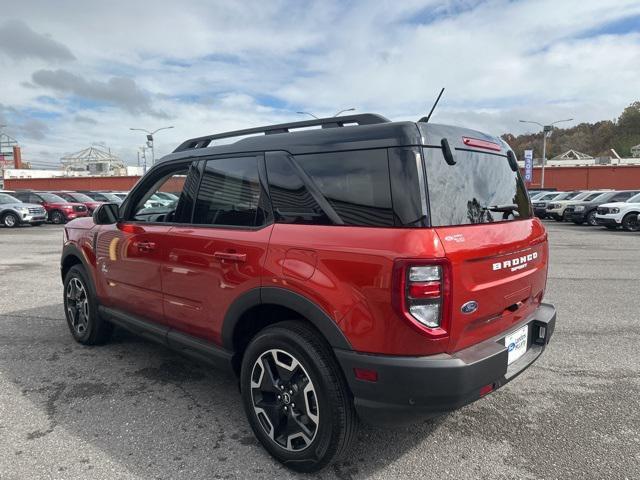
61;243;93;282
221;287;352;351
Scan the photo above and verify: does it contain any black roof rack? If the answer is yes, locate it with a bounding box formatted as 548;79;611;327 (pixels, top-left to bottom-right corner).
173;113;390;153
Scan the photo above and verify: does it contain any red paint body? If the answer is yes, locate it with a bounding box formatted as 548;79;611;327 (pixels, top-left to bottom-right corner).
65;215;548;357
40;200;89;220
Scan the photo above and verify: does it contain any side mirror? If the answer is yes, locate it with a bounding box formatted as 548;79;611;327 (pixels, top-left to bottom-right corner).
93;203;120;225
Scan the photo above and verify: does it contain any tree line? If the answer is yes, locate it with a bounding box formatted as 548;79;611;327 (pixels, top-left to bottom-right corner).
502;101;640;159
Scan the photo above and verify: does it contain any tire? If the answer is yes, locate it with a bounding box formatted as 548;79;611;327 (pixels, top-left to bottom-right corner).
50;210;66;224
586;210;598;226
562;210;571;222
621;213;640;232
240;321;357;473
63;265;113;345
2;212;20;228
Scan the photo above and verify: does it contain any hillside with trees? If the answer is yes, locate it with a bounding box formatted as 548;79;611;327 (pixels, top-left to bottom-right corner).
502;101;640;159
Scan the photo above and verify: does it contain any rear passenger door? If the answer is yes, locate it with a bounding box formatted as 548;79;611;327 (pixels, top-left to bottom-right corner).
161;154;273;343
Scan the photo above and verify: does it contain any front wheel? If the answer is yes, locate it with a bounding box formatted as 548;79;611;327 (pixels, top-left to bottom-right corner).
50;210;66;224
240;322;357;473
586;210;598;226
622;213;640;232
63;265;112;345
2;212;20;228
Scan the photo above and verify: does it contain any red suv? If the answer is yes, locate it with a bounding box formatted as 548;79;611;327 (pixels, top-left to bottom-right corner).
53;191;103;214
61;114;555;472
13;190;89;224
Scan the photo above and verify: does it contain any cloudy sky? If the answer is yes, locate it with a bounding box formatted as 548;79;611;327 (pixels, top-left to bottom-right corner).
1;0;639;167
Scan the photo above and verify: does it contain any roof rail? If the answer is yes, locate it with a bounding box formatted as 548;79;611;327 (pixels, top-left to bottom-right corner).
173;113;390;153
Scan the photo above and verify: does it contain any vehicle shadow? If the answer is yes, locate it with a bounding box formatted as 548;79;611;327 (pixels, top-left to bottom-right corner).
0;304;448;480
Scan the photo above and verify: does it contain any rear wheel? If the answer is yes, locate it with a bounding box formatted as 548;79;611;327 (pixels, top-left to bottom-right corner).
2;212;20;228
622;213;640;232
63;265;112;345
240;321;357;472
50;210;65;224
586;210;598;226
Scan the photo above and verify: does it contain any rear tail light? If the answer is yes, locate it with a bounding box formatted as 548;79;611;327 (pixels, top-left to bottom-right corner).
392;259;451;338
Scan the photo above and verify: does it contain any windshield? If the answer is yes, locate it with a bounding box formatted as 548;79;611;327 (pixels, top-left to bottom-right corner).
584;192;605;201
563;191;583;200
39;193;67;203
542;193;561;200
571;191;592;201
100;192;123;202
0;193;21;204
69;192;94;202
424;148;531;226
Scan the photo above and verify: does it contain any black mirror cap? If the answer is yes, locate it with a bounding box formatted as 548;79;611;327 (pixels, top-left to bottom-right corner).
93;203;120;225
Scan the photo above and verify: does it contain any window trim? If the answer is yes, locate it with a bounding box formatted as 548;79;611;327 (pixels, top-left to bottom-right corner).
120;154;273;231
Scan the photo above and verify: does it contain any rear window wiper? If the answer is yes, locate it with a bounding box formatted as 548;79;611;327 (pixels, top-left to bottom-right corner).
482;204;518;213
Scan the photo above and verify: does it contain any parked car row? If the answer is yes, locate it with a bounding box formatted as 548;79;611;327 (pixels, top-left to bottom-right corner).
531;189;640;231
0;189;132;227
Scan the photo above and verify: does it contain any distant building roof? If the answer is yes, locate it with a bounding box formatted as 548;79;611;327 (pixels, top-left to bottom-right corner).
551;149;594;160
60;145;125;175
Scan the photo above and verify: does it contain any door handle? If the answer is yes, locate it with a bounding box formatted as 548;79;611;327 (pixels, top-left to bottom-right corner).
213;251;247;263
134;240;156;252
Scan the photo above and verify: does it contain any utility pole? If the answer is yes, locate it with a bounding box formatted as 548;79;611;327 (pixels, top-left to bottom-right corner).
519;118;573;188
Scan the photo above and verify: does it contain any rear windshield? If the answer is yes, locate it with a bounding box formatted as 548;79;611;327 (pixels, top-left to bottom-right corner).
424;147;532;226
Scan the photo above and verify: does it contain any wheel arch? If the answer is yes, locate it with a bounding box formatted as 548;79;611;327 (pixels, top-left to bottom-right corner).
222;287;352;373
61;244;93;283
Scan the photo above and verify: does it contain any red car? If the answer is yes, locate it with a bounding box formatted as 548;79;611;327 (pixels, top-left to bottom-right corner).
52;191;103;214
13;191;89;224
61;114;555;472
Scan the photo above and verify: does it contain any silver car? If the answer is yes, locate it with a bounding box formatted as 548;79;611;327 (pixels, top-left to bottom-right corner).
0;192;47;228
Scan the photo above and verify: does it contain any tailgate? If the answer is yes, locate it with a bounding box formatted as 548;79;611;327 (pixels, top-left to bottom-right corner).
435;219;548;352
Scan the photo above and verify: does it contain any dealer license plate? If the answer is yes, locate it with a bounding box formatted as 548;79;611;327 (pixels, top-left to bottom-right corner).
505;325;528;365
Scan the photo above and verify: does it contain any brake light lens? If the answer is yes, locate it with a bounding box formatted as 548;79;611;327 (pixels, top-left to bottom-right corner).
462;137;502;151
392;260;451;338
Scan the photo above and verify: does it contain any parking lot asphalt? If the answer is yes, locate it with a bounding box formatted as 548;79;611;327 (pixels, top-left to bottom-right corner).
0;222;639;480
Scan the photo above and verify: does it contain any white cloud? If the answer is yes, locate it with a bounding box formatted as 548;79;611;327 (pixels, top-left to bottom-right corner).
0;0;639;165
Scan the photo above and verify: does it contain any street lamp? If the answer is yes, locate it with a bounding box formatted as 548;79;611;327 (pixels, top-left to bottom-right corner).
333;108;355;117
519;118;573;188
296;111;319;119
129;126;174;167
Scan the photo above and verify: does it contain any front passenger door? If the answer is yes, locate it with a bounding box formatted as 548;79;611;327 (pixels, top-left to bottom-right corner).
94;161;196;324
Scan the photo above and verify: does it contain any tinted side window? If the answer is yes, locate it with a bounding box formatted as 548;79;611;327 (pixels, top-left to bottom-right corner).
296;150;394;227
265;153;331;225
193;156;265;227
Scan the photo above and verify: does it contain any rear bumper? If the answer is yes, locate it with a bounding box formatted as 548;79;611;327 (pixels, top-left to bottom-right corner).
335;303;556;426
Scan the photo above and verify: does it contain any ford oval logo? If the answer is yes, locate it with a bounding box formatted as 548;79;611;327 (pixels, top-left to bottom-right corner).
461;301;478;314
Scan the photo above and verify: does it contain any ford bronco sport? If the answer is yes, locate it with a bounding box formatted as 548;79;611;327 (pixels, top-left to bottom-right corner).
60;113;556;472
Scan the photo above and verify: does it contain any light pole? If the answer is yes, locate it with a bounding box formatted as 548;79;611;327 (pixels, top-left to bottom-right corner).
129;126;174;167
296;111;319;119
333;108;355;117
519;118;573;188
